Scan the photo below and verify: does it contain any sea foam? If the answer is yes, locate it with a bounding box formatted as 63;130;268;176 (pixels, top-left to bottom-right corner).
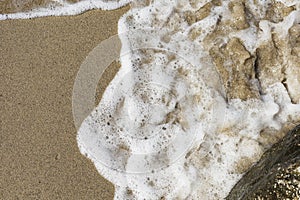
76;0;300;199
0;0;131;20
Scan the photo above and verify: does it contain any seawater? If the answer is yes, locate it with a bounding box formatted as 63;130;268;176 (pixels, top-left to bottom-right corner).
2;0;300;199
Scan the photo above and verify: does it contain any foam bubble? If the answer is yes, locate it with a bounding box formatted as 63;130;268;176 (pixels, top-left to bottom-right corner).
74;0;300;199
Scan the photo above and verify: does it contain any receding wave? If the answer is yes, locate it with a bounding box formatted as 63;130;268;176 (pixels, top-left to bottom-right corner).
0;0;131;20
74;0;300;199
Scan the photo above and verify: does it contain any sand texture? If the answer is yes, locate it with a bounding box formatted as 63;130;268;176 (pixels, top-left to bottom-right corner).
1;7;128;199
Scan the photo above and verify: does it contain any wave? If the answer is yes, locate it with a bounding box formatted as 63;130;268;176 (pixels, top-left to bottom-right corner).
75;0;300;199
0;0;131;20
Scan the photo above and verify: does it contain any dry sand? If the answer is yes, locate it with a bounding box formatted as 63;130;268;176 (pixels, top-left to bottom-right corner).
1;7;128;199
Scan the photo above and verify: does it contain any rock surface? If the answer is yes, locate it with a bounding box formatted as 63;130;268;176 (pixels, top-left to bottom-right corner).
209;37;259;100
226;125;300;200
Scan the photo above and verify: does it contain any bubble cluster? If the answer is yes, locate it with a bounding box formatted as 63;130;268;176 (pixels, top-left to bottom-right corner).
74;0;300;199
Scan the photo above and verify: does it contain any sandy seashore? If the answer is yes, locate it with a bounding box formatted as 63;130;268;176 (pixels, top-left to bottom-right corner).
1;7;128;199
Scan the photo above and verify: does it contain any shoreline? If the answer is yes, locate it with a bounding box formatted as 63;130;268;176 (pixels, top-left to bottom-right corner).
2;1;299;199
0;0;131;20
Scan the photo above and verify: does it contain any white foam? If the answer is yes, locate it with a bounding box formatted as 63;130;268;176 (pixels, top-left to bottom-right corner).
0;0;132;20
73;0;300;199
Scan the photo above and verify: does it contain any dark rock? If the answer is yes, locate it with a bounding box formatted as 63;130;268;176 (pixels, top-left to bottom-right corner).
226;125;300;200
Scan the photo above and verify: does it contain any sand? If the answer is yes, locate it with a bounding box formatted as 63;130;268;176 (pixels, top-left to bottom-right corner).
1;7;128;199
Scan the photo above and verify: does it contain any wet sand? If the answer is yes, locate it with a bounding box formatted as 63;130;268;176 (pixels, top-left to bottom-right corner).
1;7;128;199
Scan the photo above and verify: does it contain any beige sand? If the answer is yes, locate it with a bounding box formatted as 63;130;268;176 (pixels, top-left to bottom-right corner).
1;7;128;199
